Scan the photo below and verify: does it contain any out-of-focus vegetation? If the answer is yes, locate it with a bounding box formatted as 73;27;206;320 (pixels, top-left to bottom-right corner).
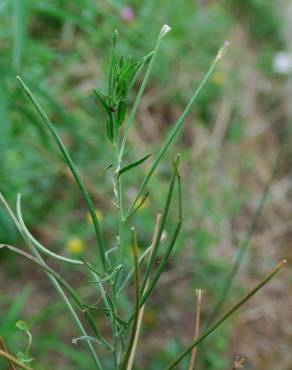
0;1;290;369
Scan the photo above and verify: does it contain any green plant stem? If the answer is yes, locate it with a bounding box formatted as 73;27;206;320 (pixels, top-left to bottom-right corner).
118;243;153;296
118;27;169;169
120;228;140;370
125;51;223;220
126;213;162;370
164;260;287;369
16;76;106;272
24;330;32;357
16;195;82;265
0;193;103;369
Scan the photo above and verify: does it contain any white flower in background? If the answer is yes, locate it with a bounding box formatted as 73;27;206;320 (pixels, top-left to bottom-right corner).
160;24;172;39
273;52;292;74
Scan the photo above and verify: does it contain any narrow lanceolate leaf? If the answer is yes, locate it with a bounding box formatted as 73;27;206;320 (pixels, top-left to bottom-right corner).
106;116;114;143
99;163;113;177
16;76;106;272
117;100;127;127
118;153;152;178
93;89;111;116
164;260;287;369
120;228;140;370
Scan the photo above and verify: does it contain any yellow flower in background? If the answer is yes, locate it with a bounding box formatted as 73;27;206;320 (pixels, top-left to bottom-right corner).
144;308;156;328
86;209;103;225
212;71;225;85
66;237;85;254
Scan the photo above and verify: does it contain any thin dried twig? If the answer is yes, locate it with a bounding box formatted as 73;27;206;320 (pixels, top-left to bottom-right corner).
0;350;33;370
0;337;16;370
188;289;203;370
231;356;245;369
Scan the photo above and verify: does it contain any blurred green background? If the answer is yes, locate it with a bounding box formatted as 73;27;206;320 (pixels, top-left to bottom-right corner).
0;0;291;369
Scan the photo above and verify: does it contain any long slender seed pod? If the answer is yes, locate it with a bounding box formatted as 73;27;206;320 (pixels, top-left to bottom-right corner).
125;42;229;219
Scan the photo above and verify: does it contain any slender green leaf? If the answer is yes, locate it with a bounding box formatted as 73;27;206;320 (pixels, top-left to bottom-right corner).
16;76;107;272
117;100;127;126
93;89;111;116
118;153;152;178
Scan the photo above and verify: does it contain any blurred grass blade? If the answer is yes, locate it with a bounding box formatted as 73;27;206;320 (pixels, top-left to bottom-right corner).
0;78;10;170
125;43;229;219
16;76;107;272
12;0;28;70
33;3;95;34
117;153;152;178
16;195;83;265
164;260;287;369
120;227;140;370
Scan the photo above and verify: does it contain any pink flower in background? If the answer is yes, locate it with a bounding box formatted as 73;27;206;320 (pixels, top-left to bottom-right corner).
120;6;134;23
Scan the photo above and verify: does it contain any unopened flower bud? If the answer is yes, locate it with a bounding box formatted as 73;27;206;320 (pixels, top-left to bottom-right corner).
159;24;172;39
217;40;230;60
